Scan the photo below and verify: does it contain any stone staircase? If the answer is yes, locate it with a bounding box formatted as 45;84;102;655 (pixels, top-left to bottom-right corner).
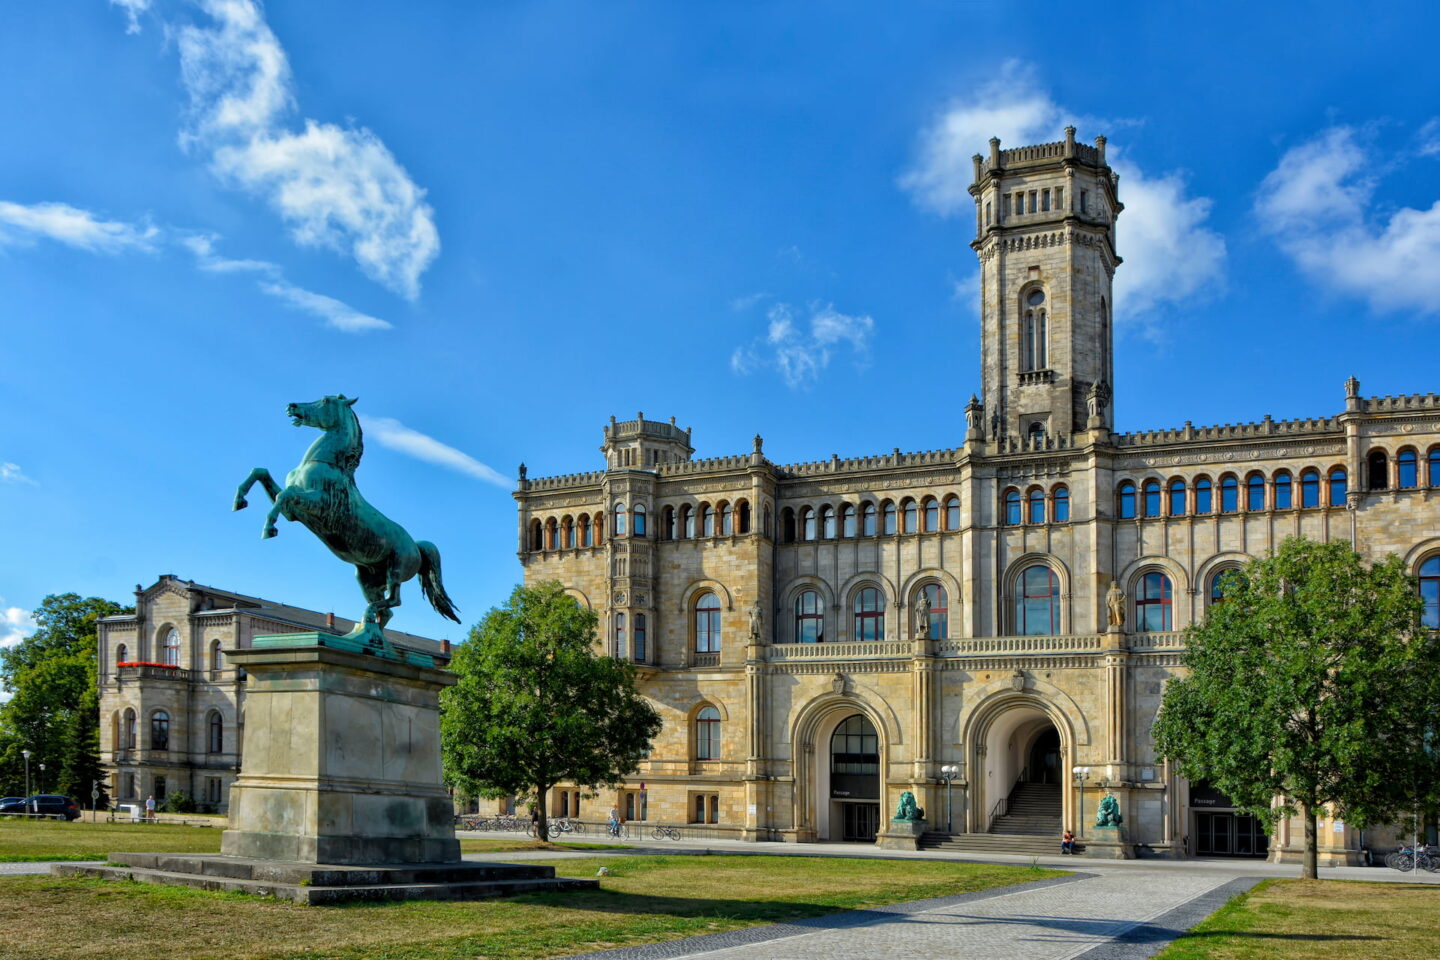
918;781;1072;857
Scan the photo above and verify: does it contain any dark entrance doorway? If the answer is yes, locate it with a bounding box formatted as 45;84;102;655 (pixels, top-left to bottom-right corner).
830;714;880;842
1026;728;1061;784
842;802;881;842
1196;812;1269;857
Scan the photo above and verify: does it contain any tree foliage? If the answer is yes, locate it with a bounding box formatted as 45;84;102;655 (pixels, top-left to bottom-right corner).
0;593;130;802
1154;537;1440;878
440;581;661;841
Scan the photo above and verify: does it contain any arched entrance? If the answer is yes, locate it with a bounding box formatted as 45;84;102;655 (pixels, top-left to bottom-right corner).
971;700;1068;835
827;714;881;841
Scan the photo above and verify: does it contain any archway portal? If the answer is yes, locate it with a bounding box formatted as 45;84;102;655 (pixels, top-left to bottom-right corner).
828;714;880;842
979;706;1063;835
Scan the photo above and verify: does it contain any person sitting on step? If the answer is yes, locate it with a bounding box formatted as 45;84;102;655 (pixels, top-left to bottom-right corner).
1061;828;1076;855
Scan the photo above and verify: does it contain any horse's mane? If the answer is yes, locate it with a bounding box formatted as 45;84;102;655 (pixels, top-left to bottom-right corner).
338;404;364;475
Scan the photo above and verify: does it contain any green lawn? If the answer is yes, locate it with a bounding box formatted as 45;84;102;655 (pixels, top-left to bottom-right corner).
1156;878;1440;960
0;855;1062;960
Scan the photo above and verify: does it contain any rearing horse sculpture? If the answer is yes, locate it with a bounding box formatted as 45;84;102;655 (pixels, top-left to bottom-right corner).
233;394;460;648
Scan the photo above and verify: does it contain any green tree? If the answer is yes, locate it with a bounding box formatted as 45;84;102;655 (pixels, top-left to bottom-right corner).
1155;537;1440;878
0;593;130;802
441;581;661;842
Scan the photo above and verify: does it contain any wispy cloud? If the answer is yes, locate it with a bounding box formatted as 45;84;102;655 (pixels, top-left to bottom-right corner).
180;233;275;273
0;201;157;253
731;301;875;390
259;280;391;332
0;602;35;649
1416;118;1440;158
897;60;1225;329
109;0;152;34
1257;125;1440;316
360;416;510;488
1;462;37;486
174;0;439;299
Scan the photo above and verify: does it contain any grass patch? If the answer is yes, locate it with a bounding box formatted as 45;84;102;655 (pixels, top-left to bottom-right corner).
0;854;1061;960
0;819;221;862
1156;878;1440;960
460;839;633;853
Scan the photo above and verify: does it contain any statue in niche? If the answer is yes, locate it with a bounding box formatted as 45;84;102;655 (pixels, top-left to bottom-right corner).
914;590;931;639
1106;579;1126;630
748;600;764;641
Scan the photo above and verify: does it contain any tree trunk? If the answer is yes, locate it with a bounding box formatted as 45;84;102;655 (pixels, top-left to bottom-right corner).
1302;803;1318;880
536;784;549;843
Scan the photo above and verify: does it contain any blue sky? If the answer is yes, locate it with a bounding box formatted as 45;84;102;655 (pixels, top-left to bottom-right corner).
3;1;1439;649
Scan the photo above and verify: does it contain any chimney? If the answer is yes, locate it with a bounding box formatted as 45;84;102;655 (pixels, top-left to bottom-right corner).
325;611;335;631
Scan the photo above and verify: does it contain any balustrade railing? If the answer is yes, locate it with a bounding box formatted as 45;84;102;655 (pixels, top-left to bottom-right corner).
766;641;912;661
691;652;720;667
115;663;195;682
937;635;1104;656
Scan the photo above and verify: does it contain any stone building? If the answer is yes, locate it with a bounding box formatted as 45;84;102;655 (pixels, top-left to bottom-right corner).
513;129;1440;863
97;575;443;812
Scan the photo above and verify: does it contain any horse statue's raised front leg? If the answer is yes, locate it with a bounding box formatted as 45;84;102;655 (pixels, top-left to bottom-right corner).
233;467;282;512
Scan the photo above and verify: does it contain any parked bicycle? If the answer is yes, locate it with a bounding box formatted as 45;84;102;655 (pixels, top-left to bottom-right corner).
1385;845;1440;872
651;825;681;841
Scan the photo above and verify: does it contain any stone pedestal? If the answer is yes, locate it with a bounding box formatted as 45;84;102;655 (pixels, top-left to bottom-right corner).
220;638;460;865
1083;826;1136;859
876;818;928;850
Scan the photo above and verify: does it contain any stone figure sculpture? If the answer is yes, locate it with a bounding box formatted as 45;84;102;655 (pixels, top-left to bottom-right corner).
914;590;931;639
1095;794;1124;828
1106;579;1126;630
893;791;925;822
748;600;764;641
233;395;461;649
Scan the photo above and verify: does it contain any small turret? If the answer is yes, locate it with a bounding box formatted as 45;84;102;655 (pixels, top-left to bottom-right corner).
601;413;694;470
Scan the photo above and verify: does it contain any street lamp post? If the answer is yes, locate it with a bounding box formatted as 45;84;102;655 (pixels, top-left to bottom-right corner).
37;763;45;795
939;765;959;834
1072;766;1091;838
21;750;31;797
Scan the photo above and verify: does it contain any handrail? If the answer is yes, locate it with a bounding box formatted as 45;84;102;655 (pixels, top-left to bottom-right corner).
988;796;1007;827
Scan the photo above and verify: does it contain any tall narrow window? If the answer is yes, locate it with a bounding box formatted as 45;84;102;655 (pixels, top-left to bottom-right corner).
116;644;128;668
1300;470;1320;508
634;614;647;662
920;583;948;639
1194;478;1213;515
580;515;592;546
208;712;223;754
1366;450;1389;491
820;505;836;539
923;498;939;532
701;504;715;537
1246;474;1265;511
780;508;795;542
1274;472;1293;509
1220;476;1239;513
795;590;824;643
1052;486;1070;522
985;202;991;225
1136;573;1174;631
945;495;960;530
1143;480;1161;518
694;593;721;653
695;707;721;760
163;628;181;667
1005;488;1022;525
720;502;733;535
1028;487;1045;524
1117;481;1136;519
1055;186;1064;208
1024;311;1036;370
902;499;918;533
852;587;885;642
1042;187;1051;211
632;505;646;537
661;506;675;540
1420;556;1440;629
1168;479;1187;516
862;502;878;536
1430;447;1440;487
1329;469;1348;506
615;613;627;659
563;517;575;548
210;639;222;678
150;710;170;751
1003;194;1011;217
882;501;897;535
841;504;856;537
614;504;627;536
123;709;137;750
1081;189;1089;213
1015;565;1060;636
738;500;751;533
1398;449;1418;489
682;505;695;538
801;507;816;541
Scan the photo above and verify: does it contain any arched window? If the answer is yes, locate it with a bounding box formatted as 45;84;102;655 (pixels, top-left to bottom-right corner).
800;507;816;541
613;504;627;536
840;504;856;537
1052;486;1070;522
1002;488;1021;525
852;587;885;642
123;708;137;750
945;496;961;530
700;504;715;537
1219;475;1239;513
862;502;877;536
682;505;696;539
1398;449;1418;489
1420;556;1440;629
634;614;647;662
1300;470;1320;508
1117;481;1136;519
1168;479;1186;516
562;517;575;548
1328;468;1348;506
661;506;675;540
830;714;879;778
207;712;223;754
1273;472;1293;509
1430;447;1440;487
738;500;751;534
1136;572;1173;632
594;512;605;544
1366;450;1389;491
695;706;721;760
1015;565;1060;636
1195;477;1213;515
1027;487;1045;524
632;505;647;537
1210;569;1244;606
150;710;170;751
614;613;627;658
1143;480;1161;518
116;643;128;668
530;519;543;550
1022;291;1047;369
919;583;948;639
902;499;918;533
1245;474;1265;511
162;628;181;667
882;501;897;535
719;502;733;536
209;639;222;679
923;498;939;532
795;590;824;643
820;505;835;539
694;593;721;653
780;507;795;543
548;519;561;550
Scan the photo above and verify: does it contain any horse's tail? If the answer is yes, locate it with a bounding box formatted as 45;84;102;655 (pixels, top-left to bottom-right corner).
417;541;461;624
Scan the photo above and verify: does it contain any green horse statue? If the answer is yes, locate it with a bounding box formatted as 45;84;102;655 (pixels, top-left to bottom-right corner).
233;394;460;648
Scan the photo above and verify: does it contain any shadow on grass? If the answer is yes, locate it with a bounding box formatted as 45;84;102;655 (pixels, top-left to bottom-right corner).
932;912;1383;945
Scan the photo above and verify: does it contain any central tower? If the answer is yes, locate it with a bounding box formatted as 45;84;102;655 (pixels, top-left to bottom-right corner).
969;127;1122;442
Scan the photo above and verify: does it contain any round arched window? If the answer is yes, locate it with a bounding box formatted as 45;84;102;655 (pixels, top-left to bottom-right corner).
1027;290;1045;306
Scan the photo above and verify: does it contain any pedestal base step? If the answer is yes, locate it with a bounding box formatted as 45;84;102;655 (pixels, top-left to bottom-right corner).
53;854;598;905
919;832;1080;856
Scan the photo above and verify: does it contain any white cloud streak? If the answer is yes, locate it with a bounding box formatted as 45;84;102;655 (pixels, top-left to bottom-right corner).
109;0;152;34
175;0;439;299
0;602;36;649
0;201;157;253
360;417;511;488
259;280;391;332
1257;125;1440;316
898;61;1226;328
731;301;875;390
1417;118;1440;157
1;462;37;486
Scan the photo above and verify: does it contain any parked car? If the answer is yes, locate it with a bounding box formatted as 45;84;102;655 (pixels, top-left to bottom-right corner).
0;795;81;820
0;797;21;807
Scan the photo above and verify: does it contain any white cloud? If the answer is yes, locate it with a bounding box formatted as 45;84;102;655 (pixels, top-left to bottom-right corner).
175;0;439;299
260;280;391;332
1418;118;1440;157
0;201;156;252
180;233;276;274
109;0;152;34
0;462;37;486
1257;125;1440;316
0;602;35;649
898;61;1225;327
732;301;875;390
360;416;510;488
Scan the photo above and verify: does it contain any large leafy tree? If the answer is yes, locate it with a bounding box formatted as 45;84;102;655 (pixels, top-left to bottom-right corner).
441;581;661;841
0;593;130;802
1155;537;1440;878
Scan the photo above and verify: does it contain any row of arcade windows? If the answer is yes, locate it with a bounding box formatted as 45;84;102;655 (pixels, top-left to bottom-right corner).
1365;447;1440;491
531;513;605;551
662;501;753;539
112;709;227;754
1117;470;1348;519
115;635;229;677
782;496;961;542
1012;566;1247;636
792;584;949;642
1002;486;1072;525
